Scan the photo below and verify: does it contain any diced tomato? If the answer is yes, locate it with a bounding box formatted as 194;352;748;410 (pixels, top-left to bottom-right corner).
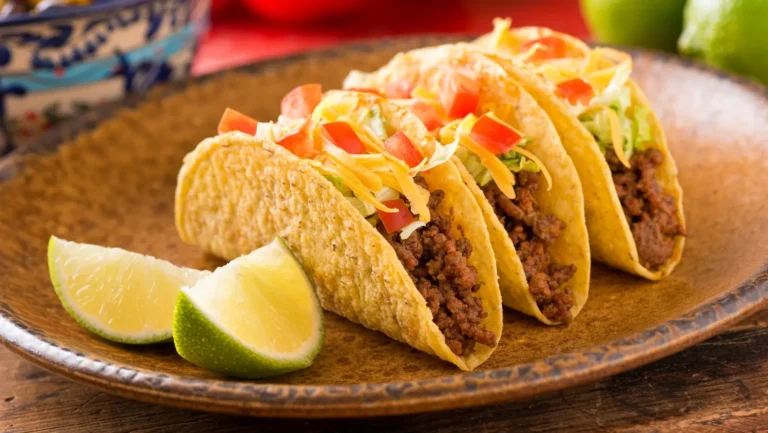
556;78;594;105
383;131;423;168
440;70;480;119
322;121;365;154
277;127;314;158
470;115;523;155
280;84;322;119
521;36;567;61
385;79;415;98
346;87;383;96
377;199;415;233
218;108;258;135
409;100;443;131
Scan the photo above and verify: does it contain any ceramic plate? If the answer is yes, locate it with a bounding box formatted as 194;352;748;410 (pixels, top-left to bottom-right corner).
1;37;767;418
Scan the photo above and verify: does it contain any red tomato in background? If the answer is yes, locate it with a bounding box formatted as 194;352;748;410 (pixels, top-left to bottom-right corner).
346;88;383;96
555;78;594;105
408;101;443;132
242;0;366;22
280;84;322;119
440;69;479;119
218;108;258;135
521;36;567;60
385;79;415;99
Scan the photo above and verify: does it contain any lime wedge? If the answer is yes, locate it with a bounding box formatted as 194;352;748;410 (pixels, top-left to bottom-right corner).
172;238;323;379
48;236;209;344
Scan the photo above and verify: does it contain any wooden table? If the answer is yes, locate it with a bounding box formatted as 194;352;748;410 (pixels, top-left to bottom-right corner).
3;310;767;432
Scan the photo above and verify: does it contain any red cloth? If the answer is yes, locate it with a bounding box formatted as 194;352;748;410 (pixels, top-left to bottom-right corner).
192;0;588;75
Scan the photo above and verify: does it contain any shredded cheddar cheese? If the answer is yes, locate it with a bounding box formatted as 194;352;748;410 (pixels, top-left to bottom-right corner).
604;107;631;168
313;160;397;213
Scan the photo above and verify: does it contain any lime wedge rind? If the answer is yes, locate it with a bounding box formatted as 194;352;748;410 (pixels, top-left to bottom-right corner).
173;290;320;379
172;238;324;379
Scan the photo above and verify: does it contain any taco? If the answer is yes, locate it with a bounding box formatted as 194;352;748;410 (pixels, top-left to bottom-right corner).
473;19;686;280
344;45;590;325
175;88;502;370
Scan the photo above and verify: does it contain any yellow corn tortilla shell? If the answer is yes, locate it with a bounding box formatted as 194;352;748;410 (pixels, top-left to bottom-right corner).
175;102;502;370
474;25;686;280
344;44;590;325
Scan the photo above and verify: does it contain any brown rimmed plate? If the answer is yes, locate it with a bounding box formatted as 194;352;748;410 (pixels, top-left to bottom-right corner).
1;37;767;418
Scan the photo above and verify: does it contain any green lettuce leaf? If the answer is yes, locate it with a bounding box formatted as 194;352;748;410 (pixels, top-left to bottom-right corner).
362;105;389;141
498;140;539;173
416;136;459;173
455;146;493;186
323;175;353;196
579;86;653;161
633;105;653;146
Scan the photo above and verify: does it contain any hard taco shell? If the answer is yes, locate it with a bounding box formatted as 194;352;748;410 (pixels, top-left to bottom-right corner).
175;103;502;370
345;44;591;324
474;25;686;280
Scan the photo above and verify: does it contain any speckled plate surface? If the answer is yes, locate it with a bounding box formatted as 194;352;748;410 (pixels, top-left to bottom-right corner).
1;37;767;418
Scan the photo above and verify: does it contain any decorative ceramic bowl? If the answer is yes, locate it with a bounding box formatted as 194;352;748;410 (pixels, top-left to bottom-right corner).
0;0;211;155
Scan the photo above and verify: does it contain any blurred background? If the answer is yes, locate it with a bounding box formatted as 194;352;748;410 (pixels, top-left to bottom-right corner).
0;0;765;156
194;0;590;74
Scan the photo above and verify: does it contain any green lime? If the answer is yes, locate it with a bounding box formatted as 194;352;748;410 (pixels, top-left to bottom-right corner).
173;238;324;379
580;0;686;52
48;236;209;344
679;0;768;86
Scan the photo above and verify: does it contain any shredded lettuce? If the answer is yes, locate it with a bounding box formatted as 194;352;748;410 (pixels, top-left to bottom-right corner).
633;105;653;145
375;186;400;202
366;214;380;226
362;105;389;141
345;196;375;216
415;137;459;174
580;86;652;161
590;61;632;110
580;111;611;154
455;146;493;186
324;175;353;196
400;221;427;239
498;140;539;173
343;186;400;218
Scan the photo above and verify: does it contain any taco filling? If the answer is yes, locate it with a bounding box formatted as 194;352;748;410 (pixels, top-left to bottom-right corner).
482;174;575;323
390;74;577;323
377;176;495;355
606;149;684;269
487;19;685;270
221;87;495;355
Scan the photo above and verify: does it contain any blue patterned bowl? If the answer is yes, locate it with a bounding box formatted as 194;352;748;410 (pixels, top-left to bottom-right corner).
0;0;210;155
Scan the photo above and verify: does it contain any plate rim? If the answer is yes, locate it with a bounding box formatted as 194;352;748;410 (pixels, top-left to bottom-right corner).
1;36;767;418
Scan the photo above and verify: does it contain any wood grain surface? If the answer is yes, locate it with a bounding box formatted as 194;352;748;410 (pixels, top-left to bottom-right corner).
3;309;768;433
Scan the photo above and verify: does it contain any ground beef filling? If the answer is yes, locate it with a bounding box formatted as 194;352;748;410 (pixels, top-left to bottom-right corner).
376;178;496;356
606;149;685;270
482;172;576;324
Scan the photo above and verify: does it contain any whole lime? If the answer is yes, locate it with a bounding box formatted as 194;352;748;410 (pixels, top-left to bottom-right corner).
679;0;768;86
580;0;687;52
